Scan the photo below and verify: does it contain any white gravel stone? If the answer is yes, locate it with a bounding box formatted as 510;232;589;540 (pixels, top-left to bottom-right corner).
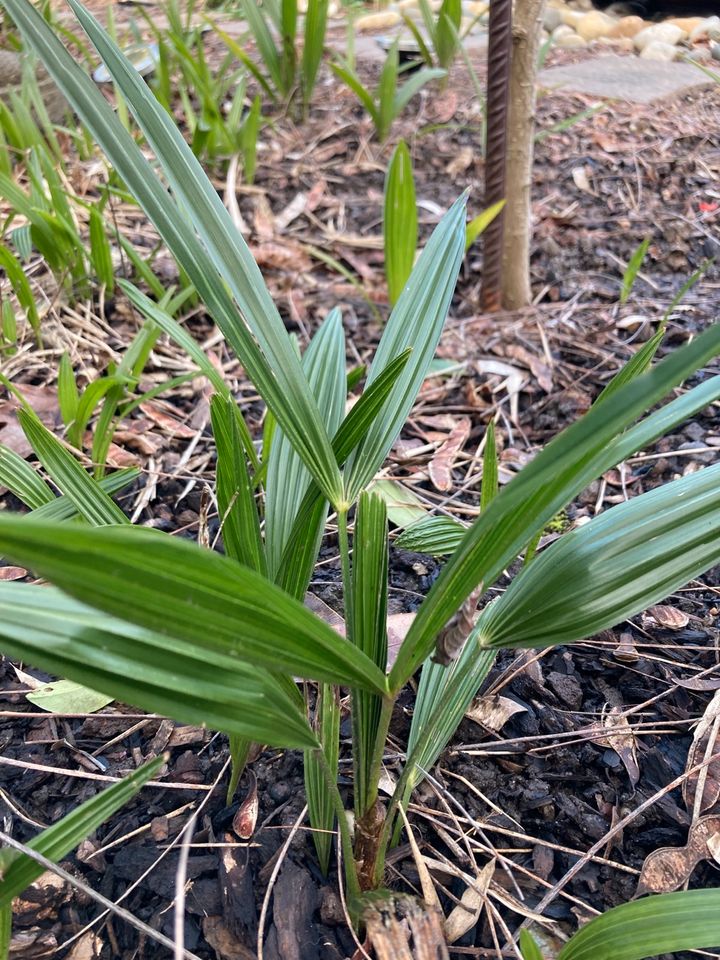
640;39;679;61
543;7;565;32
355;10;402;31
690;16;720;42
634;22;687;51
557;31;588;47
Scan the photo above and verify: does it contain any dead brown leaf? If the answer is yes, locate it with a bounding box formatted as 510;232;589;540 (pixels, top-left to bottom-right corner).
428;89;458;124
683;689;720;815
637;815;720;894
428;416;471;492
252;241;312;272
232;770;258;840
502;344;554;394
0;383;57;458
387;612;416;669
445;145;473;178
139;402;198;439
645;604;690;630
66;933;104;960
465;694;527;733
589;705;640;787
252;192;275;240
444;860;494;944
675;675;720;692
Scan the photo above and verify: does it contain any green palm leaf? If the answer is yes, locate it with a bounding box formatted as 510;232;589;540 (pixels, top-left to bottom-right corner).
0;519;389;695
478;461;720;650
558;889;720;960
0;756;164;908
3;0;341;507
0;584;316;747
390;323;720;691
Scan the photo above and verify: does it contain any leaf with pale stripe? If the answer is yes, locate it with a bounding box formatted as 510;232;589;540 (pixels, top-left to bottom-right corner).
19;410;127;526
390;323;720;691
0;756;164;909
345;195;466;501
0;518;388;695
2;0;341;507
558;890;720;960
0;584;316;747
477;461;720;650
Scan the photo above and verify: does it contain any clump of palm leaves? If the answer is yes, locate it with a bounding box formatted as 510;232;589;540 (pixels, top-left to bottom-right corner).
331;38;445;141
1;0;720;953
217;0;329;117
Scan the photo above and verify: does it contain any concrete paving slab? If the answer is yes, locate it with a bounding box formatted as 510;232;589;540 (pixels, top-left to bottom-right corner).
539;54;714;104
328;30;488;65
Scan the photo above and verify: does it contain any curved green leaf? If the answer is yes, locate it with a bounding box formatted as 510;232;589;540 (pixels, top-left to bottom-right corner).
0;584;315;747
0;518;389;695
391;66;446;118
477;461;720;650
0;443;53;510
19;410;127;526
265;309;345;579
558;890;720;960
3;0;341;507
384;140;417;305
210;396;266;574
345;194;466;501
395;514;465;555
390;323;720;691
0;755;164;909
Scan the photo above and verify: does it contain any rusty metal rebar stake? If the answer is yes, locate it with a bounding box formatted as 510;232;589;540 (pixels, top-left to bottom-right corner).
480;0;513;313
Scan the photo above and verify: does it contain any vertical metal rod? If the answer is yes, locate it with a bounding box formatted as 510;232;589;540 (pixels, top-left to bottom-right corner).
481;0;513;313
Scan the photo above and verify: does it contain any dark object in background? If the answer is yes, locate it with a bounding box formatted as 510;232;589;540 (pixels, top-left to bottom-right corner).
592;0;720;18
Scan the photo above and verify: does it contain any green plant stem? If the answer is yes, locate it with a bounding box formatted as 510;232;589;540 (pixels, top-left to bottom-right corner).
359;691;395;887
313;745;360;901
364;693;394;818
337;507;353;634
373;707;440;884
339;505;364;820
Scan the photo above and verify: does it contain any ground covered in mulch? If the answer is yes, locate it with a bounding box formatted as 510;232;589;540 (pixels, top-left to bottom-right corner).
1;10;720;958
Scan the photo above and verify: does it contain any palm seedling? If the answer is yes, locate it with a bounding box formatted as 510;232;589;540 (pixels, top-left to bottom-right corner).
218;0;330;117
0;0;720;950
331;38;445;141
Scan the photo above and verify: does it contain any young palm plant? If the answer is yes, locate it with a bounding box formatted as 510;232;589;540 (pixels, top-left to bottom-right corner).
331;39;445;141
1;0;720;947
218;0;329;116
